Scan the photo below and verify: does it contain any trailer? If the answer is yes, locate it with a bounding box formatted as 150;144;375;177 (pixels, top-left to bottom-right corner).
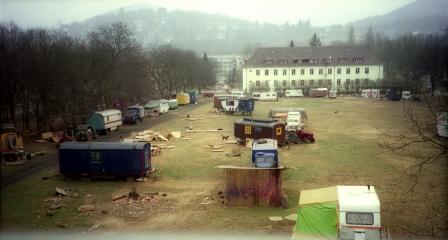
188;91;197;104
168;99;179;109
294;185;383;240
59;142;152;178
145;100;169;115
234;118;286;144
220;97;255;115
1;124;26;164
309;88;328;97
251;139;279;168
234;118;314;145
257;92;278;101
386;87;402;101
269;108;308;122
87;109;122;134
213;94;234;109
176;93;190;105
285;89;304;97
124;104;145;124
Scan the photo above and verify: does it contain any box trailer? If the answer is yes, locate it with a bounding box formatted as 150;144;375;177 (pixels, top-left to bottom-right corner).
294;185;382;240
87;109;122;134
59;142;152;178
285;89;304;97
251;139;279;168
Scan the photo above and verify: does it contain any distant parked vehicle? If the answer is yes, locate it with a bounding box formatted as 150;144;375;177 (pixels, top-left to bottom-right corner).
386;87;403;101
230;90;245;97
176;93;190;105
220;97;255;115
258;92;278;101
285;89;304;97
188;91;197;104
75;124;96;141
168;99;179;109
309;88;328;97
87;109;122;134
402;91;411;100
252;92;261;100
124;104;145;124
0;124;26;163
145;100;169;115
329;90;337;98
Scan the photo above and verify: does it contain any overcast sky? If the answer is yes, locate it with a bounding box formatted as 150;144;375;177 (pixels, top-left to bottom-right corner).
1;0;416;28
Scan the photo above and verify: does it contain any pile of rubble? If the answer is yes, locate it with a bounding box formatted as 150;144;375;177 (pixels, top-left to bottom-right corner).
128;130;182;142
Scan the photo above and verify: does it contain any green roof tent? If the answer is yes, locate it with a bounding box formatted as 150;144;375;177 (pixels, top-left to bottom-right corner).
294;186;381;240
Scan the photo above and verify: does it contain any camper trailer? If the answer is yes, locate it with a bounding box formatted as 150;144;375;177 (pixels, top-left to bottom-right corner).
329;90;337;98
362;89;381;99
176;93;190;105
309;88;328;97
258;92;278;101
252;92;261;100
168;99;179;109
285;89;304;97
230;90;245;97
294;185;382;240
87;109;122;134
220;97;255;115
145;100;169;115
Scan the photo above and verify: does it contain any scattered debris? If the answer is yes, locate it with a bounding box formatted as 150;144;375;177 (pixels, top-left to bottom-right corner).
170;131;182;139
129;187;140;200
162;193;167;197
231;147;241;157
56;223;70;228
284;213;297;221
224;140;238;144
185;129;226;133
41;176;49;180
180;137;192;140
218;191;223;195
41;132;53;140
184;125;194;130
46;210;54;216
268;216;284;222
112;194;127;201
35;139;47;143
136;177;147;182
43;197;62;203
212;149;224;152
49;204;64;210
55;187;68;196
78;204;95;213
88;223;101;231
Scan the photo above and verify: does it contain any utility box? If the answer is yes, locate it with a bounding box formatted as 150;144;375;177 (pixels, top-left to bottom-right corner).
252;139;278;168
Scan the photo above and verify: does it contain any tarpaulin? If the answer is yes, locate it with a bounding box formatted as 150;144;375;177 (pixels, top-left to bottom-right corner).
295;202;338;240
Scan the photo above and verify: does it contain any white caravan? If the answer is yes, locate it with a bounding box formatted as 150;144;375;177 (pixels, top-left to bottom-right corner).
258;92;278;101
285;89;304;97
285;112;303;131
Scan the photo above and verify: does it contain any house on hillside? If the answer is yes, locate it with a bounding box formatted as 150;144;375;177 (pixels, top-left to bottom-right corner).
242;46;384;94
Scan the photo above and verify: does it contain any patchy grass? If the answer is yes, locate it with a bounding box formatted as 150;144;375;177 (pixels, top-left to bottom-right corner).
1;97;446;238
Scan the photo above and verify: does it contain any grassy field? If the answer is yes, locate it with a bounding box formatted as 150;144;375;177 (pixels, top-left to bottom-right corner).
1;97;446;238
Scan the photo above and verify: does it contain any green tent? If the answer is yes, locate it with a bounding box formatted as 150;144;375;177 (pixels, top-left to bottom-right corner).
294;186;338;240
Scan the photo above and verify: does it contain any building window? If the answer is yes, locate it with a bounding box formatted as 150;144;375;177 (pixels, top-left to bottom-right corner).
263;59;273;64
278;59;288;64
346;68;350;74
356;68;360;74
256;80;260;87
355;79;360;85
274;70;278;76
310;80;314;86
328;68;332;74
318;79;323;86
365;67;369;74
282;80;287;87
274;80;278;86
310;69;314;75
337;79;341;85
283;69;287;75
364;79;369;86
256;70;260;76
337;68;341;74
265;81;270;87
346;212;373;225
345;79;350;85
353;58;363;63
292;80;296;86
319;69;323;75
292;69;296;75
300;80;305;86
265;70;269;76
293;59;299;63
327;79;332;85
300;69;305;75
338;58;348;63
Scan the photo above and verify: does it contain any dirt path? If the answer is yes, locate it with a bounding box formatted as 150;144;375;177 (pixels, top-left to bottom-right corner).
0;101;208;189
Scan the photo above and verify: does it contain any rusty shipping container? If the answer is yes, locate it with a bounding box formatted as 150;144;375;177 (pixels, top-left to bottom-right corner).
234;118;285;143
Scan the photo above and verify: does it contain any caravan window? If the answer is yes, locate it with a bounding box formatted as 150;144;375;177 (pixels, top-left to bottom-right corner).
346;212;374;225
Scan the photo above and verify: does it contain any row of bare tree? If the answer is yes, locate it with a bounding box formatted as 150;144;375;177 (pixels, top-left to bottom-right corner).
0;22;216;132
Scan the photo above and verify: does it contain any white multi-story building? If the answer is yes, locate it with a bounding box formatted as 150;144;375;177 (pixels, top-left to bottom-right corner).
242;46;384;93
209;54;248;83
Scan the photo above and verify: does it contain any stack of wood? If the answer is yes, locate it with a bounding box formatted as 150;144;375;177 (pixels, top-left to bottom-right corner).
130;130;182;142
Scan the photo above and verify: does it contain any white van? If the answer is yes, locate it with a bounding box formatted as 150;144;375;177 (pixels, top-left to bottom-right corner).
285;89;304;97
252;92;261;100
230;90;245;97
258;92;278;101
